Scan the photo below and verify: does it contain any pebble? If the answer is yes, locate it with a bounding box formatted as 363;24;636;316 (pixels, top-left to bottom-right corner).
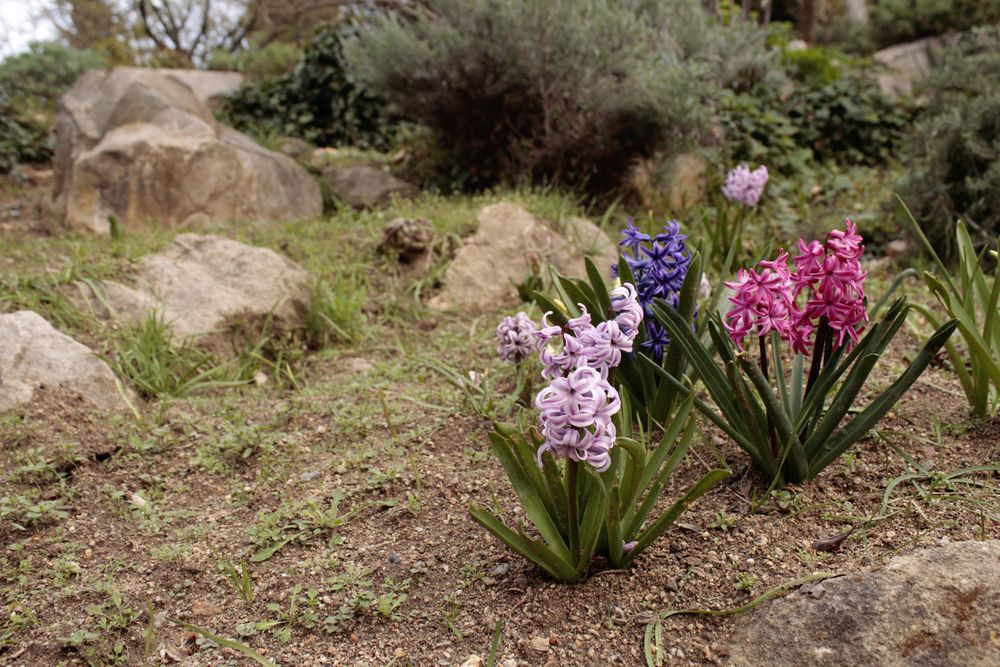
492;562;511;577
461;656;484;667
528;636;551;652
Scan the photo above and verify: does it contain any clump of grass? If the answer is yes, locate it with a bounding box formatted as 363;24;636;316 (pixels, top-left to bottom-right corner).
107;310;239;399
305;277;367;347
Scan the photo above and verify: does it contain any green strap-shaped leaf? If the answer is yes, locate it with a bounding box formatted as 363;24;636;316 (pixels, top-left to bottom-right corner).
585;257;612;314
487;431;572;562
469;507;578;581
624;468;730;563
809;319;958;475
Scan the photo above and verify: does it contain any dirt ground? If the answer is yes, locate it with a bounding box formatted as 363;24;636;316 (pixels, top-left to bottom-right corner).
1;172;998;667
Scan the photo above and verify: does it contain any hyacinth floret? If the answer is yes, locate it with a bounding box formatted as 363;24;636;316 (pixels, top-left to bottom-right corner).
495;311;538;362
724;219;868;354
612;219;693;361
722;164;769;207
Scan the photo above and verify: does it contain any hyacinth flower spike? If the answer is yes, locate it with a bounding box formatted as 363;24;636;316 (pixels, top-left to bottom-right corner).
650;219;957;486
471;272;728;583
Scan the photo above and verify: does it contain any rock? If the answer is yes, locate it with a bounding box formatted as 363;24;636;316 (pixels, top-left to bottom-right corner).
629;152;708;213
885;239;909;261
0;311;132;412
73;234;311;353
460;656;483;667
873;35;959;100
378;217;435;277
321;164;417;209
190;600;222;617
727;540;1000;666
277;137;311;160
428;202;618;312
528;636;551;653
54;67;321;233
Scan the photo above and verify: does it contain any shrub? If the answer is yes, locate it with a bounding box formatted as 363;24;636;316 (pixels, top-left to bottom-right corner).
207;40;304;81
343;0;775;191
869;0;1000;49
0;41;105;113
719;36;910;173
897;27;1000;258
0;41;105;172
217;25;396;151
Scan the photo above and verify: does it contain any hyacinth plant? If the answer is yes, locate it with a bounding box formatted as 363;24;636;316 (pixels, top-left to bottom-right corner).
473;285;728;582
652;220;958;486
901;200;1000;417
531;221;708;426
702;164;770;273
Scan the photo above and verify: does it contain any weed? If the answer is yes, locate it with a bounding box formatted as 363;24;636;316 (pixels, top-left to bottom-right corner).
106;310;239;398
249;493;353;562
306;276;367;347
215;552;254;603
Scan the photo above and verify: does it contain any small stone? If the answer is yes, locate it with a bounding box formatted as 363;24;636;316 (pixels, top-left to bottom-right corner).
492;562;511;577
253;371;268;385
665;578;679;592
388;554;402;565
529;636;551;652
191;600;222;616
460;656;483;667
298;470;320;482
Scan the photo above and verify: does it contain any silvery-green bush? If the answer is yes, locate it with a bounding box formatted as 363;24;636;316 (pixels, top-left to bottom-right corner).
343;0;776;191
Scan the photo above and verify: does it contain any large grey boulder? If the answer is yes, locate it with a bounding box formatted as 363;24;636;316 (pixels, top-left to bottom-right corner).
428;202;618;312
727;540;1000;666
873;35;959;99
0;311;131;412
74;234;312;352
54;67;322;233
321;163;417;209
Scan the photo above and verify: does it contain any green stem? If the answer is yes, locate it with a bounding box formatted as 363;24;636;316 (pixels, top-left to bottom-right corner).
566;460;580;561
803;318;829;401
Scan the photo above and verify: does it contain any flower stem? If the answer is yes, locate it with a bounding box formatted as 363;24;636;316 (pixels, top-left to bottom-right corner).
803;318;829;401
566;459;580;561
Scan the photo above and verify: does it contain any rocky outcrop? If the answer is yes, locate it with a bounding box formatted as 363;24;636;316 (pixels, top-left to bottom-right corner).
0;311;131;412
54;67;322;233
428;202;618;312
726;540;1000;666
74;234;311;352
321;164;417;209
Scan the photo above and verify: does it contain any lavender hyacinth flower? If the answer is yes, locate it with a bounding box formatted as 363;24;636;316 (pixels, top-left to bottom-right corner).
496;311;537;362
536;363;621;472
722;165;769;207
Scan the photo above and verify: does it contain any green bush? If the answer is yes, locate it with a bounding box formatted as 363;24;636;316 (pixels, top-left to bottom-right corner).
898;27;1000;258
217;25;396;151
0;41;105;172
0;41;105;113
207;41;304;82
343;0;775;191
869;0;1000;49
0;92;50;172
719;35;910;173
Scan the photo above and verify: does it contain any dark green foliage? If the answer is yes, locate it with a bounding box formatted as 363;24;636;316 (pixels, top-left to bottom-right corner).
720;62;909;173
0;93;51;172
898;28;1000;258
0;41;106;111
217;25;396;151
344;0;775;191
869;0;1000;49
0;41;105;173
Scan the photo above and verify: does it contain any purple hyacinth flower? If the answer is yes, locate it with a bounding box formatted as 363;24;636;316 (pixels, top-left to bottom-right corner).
496;311;538;362
722;165;769;207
